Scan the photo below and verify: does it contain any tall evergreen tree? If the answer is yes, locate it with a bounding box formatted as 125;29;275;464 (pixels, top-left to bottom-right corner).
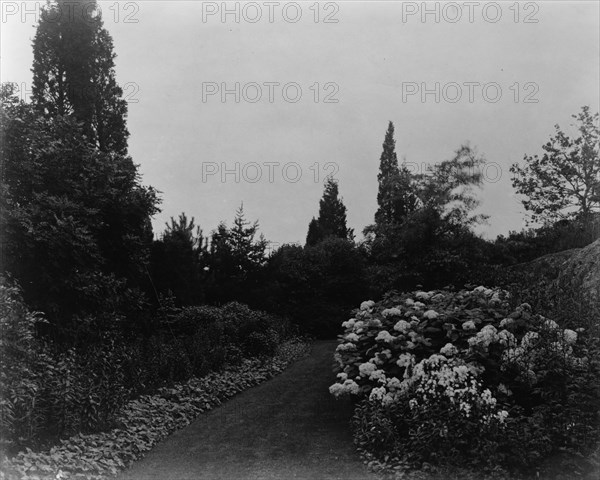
375;121;400;226
374;121;418;228
31;0;129;154
206;205;267;304
305;178;350;246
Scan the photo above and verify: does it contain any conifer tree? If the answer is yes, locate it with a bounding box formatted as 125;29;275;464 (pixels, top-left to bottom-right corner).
305;178;350;246
305;217;322;247
31;0;129;154
374;121;419;228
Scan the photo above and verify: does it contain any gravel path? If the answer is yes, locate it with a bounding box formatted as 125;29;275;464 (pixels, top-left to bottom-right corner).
117;340;379;480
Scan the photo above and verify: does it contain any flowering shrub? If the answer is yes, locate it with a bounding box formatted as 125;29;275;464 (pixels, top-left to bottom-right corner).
330;286;600;474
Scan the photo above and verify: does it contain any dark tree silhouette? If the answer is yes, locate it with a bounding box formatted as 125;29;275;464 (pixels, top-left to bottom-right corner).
510;106;600;225
305;178;351;246
31;0;129;154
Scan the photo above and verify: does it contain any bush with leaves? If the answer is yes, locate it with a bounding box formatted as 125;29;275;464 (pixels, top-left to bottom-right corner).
0;280;47;450
330;287;600;476
0;338;311;480
1;279;295;453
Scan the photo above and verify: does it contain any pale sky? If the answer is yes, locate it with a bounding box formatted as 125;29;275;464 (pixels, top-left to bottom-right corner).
2;1;599;246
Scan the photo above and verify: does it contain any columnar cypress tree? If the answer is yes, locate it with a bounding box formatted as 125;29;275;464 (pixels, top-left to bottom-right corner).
375;121;400;227
31;0;129;154
374;121;418;229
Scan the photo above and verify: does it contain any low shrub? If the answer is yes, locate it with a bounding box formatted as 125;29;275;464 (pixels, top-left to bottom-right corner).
330;287;600;476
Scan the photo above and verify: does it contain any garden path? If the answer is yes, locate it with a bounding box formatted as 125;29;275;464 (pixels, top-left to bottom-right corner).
117;340;380;480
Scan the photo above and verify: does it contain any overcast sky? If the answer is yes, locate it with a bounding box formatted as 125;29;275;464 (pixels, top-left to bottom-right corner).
2;0;599;246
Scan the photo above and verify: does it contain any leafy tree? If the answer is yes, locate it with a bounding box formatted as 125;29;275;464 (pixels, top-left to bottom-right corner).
305;178;352;246
31;0;129;154
414;144;488;233
510;106;600;225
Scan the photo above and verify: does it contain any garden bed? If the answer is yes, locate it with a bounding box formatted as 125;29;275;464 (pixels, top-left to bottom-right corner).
0;338;311;480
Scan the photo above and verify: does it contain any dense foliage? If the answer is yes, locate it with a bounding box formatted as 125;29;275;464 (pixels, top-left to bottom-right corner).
0;338;310;480
1;82;158;340
330;287;600;477
0;280;294;453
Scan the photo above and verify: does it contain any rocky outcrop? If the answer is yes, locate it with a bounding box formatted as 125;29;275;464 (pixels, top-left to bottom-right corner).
559;239;600;303
511;248;580;281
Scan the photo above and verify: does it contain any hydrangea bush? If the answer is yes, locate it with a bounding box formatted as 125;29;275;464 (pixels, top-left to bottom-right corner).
330;286;600;474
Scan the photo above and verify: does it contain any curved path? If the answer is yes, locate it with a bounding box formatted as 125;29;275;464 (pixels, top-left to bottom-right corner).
117;340;380;480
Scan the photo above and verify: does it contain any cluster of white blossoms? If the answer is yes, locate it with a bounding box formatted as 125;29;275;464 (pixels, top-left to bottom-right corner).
440;342;458;357
467;325;499;350
499;317;514;328
497;329;517;348
341;318;356;329
344;332;359;342
462;320;477;331
375;330;395;343
382;307;403;318
396;352;415;370
335;342;357;352
521;331;539;349
360;300;375;311
329;377;360;397
408;355;508;426
393;319;411;334
332;288;584;414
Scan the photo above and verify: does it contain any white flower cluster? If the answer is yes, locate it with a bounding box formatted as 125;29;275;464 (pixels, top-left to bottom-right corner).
408;355;507;426
345;332;359;342
329;378;360;397
467;325;498;350
415;291;434;300
382;307;403;318
462;320;476;331
440;343;458;357
393;319;411;334
375;330;395;343
473;285;494;297
335;342;356;352
360;300;375;311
